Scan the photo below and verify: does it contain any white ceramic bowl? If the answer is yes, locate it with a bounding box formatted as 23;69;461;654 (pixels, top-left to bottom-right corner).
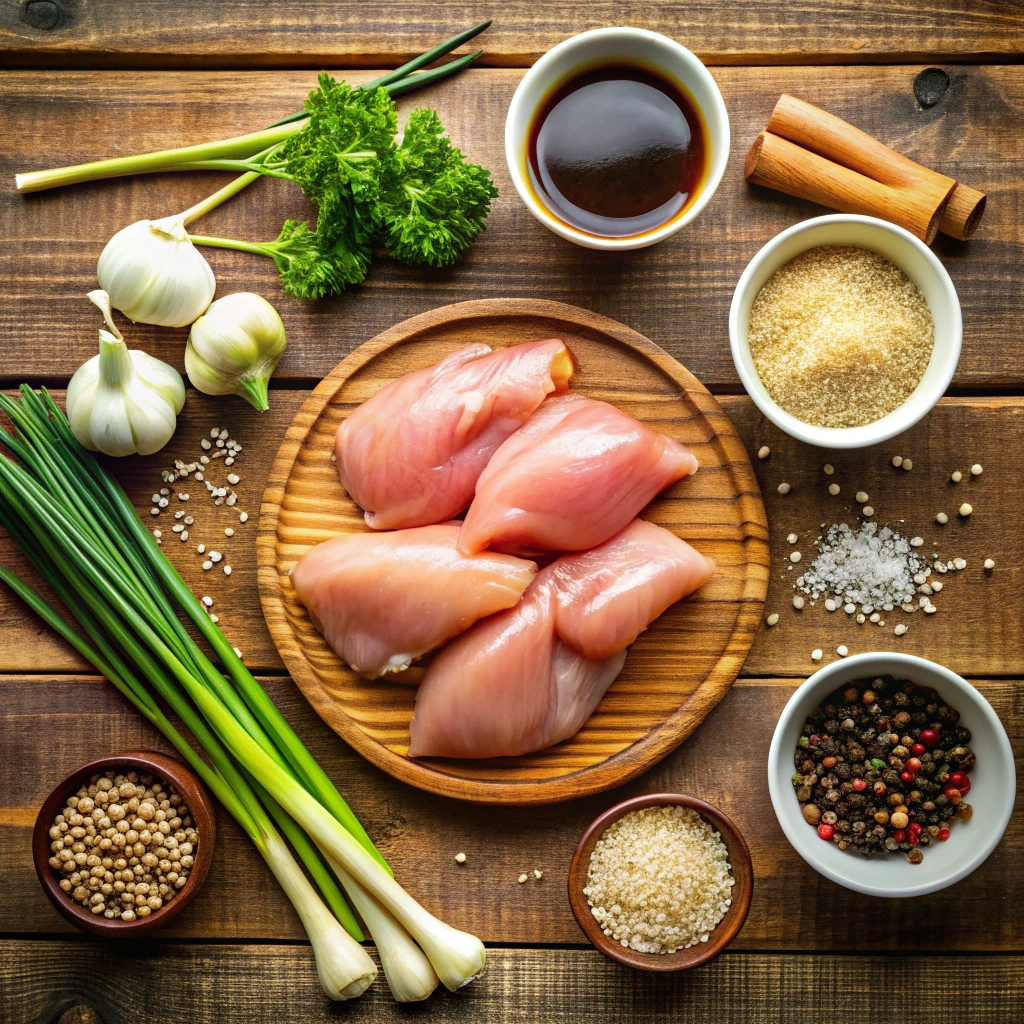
730;214;962;449
504;27;730;250
768;652;1015;898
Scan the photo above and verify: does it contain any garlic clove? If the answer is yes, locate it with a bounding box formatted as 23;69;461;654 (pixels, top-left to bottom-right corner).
67;292;186;457
98;216;216;328
185;292;286;411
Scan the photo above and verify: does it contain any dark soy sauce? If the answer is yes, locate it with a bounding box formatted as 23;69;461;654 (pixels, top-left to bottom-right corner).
527;65;708;238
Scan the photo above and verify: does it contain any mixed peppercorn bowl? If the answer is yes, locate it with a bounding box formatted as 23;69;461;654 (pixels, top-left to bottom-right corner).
768;653;1014;897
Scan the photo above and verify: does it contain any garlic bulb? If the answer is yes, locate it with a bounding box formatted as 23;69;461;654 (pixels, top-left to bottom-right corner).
185;292;287;412
97;215;216;327
67;291;186;457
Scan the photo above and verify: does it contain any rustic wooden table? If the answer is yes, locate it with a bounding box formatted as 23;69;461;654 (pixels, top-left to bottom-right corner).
2;3;1022;1021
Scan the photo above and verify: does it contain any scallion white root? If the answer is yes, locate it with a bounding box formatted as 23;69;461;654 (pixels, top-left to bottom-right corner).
326;854;440;1002
263;831;377;1000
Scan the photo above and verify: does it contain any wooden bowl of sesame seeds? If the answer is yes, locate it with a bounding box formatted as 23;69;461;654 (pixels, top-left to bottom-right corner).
32;750;216;936
568;793;753;971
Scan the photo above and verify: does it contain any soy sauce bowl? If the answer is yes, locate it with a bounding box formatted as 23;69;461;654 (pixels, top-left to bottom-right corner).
568;793;753;971
505;28;730;250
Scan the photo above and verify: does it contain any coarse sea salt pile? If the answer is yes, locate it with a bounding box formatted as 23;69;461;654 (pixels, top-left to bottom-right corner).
798;522;923;609
584;805;735;954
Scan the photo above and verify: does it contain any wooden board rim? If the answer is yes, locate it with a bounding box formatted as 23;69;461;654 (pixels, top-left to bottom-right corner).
257;298;770;804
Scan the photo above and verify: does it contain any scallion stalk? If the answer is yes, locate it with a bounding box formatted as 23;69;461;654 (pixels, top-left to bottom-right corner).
14;23;490;194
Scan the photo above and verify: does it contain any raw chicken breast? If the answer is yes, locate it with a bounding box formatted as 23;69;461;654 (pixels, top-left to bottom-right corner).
291;523;537;679
408;519;715;759
336;340;574;530
458;394;698;556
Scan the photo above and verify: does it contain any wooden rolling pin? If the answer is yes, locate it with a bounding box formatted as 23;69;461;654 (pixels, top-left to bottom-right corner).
745;95;986;243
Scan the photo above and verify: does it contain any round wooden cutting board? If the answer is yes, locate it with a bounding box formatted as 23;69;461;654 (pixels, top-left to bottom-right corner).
258;299;769;804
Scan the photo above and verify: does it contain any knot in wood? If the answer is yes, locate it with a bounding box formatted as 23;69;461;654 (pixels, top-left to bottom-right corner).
21;0;63;31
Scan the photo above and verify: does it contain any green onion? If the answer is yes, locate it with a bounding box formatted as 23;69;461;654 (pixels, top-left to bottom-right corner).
0;387;483;1000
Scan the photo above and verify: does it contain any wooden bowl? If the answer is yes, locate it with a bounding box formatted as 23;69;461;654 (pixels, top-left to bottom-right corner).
568;793;753;971
33;750;216;936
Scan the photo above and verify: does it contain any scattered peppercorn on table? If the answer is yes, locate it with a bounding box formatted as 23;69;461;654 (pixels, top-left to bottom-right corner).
1;3;1023;1021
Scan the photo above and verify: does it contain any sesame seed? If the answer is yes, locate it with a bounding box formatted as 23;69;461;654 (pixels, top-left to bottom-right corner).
892;456;903;467
790;551;802;563
836;645;848;657
787;533;798;544
970;463;983;476
984;558;995;570
758;446;771;459
232;646;242;658
201;596;213;607
239;512;249;523
902;459;913;471
824;599;837;612
197;544;205;554
223;565;232;576
959;503;973;517
828;483;840;496
209;551;222;563
823;464;834;476
224;528;234;537
455;853;466;864
518;874;528;884
811;649;823;662
201;439;211;450
951;470;962;483
792;595;804;610
202;561;212;571
894;624;908;636
910;537;924;547
862;506;874;517
227;473;240;485
855;491;868;503
844;603;856;614
778;482;791;495
935;512;948;524
534;869;543;880
766;613;779;626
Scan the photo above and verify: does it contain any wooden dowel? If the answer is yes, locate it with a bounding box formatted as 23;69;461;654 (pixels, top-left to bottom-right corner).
745;132;947;244
940;183;987;241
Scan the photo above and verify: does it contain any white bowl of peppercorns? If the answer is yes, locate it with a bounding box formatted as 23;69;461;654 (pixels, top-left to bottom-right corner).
768;652;1015;897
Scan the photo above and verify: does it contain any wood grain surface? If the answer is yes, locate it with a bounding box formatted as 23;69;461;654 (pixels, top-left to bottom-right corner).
2;66;1022;390
4;943;1024;1023
258;300;769;803
1;393;1019;679
2;2;1023;68
2;674;1020;948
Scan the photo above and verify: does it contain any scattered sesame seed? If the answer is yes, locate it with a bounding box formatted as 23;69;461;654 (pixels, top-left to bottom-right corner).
837;645;848;657
894;624;908;636
172;524;184;533
811;649;823;662
857;613;867;624
224;527;234;537
931;581;942;592
828;483;840;496
902;459;912;471
534;869;543;880
792;595;804;610
210;428;219;439
844;603;856;614
870;612;881;622
239;512;249;523
935;512;948;524
855;491;868;503
758;446;771;460
924;605;937;615
178;493;189;501
970;463;983;476
227;473;240;485
201;596;213;607
766;613;780;626
778;482;791;495
959;503;973;517
180;531;189;542
219;429;229;440
232;646;242;658
518;874;528;884
910;537;923;547
790;551;802;563
862;506;874;517
892;456;903;468
823;464;834;476
209;614;219;623
984;558;995;570
202;561;213;571
953;557;967;570
197;544;205;554
152;529;161;539
223;565;232;576
825;599;837;612
951;470;962;483
455;853;466;864
209;551;222;563
150;507;160;516
225;457;234;466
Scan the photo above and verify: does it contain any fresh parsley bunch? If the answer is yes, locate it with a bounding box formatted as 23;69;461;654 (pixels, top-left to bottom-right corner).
217;74;498;299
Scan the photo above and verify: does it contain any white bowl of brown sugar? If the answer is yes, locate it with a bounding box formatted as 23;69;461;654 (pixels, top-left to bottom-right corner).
729;214;961;449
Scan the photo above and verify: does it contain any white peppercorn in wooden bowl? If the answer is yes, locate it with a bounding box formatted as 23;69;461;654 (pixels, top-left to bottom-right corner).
33;750;216;936
730;214;962;449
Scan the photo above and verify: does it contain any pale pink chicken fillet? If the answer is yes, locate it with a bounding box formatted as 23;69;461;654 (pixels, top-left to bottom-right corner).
336;340;575;530
408;519;715;759
458;394;698;556
290;523;537;679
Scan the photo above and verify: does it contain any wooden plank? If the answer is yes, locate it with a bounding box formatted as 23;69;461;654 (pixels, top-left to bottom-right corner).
0;392;1019;678
2;2;1023;68
2;673;1020;947
3;942;1024;1023
1;66;1022;389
